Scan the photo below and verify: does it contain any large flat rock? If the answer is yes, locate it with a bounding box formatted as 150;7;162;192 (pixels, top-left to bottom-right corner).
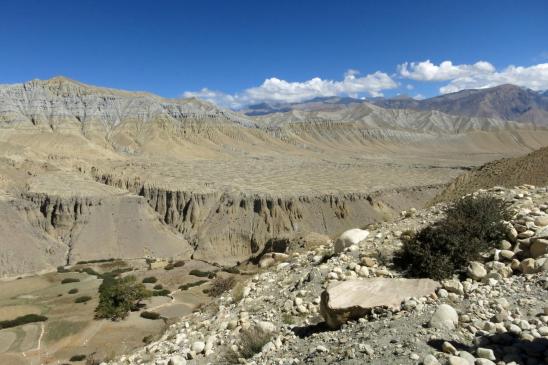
320;278;440;328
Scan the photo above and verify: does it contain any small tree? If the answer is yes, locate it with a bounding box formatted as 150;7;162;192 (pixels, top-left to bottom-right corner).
95;275;150;320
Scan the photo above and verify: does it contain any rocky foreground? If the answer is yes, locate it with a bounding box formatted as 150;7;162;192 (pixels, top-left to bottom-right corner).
109;186;548;365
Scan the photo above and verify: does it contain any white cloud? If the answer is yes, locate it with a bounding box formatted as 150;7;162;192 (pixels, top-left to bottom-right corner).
413;94;425;100
398;60;495;81
399;59;548;94
183;69;397;108
185;60;548;108
439;63;548;94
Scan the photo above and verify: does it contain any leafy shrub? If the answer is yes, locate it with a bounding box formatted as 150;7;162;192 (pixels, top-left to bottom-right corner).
153;284;163;290
0;314;48;329
69;354;86;361
74;296;92;303
142;335;154;344
207;276;237;297
140;311;161;320
179;280;207;291
142;276;157;284
61;278;80;284
152;289;171;296
95;275;151;320
68;288;79;294
395;194;511;280
173;260;185;267
189;269;215;278
164;263;174;270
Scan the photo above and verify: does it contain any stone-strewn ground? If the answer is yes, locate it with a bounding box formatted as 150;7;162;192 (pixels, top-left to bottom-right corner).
109;185;548;365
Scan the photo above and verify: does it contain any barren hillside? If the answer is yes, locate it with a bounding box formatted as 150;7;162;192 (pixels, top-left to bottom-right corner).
433;146;548;203
1;77;548;277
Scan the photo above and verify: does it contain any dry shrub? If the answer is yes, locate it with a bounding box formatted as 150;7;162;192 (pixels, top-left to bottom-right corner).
395;194;511;280
221;326;273;362
231;280;247;302
208;276;237;297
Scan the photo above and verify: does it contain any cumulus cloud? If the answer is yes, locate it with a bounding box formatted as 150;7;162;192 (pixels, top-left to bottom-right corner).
439;63;548;94
398;60;495;81
399;59;548;94
183;70;397;108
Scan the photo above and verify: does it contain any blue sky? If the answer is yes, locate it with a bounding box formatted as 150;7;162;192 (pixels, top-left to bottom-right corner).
1;0;548;107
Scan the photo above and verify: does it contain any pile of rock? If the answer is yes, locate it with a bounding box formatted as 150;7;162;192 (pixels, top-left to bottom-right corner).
106;185;548;365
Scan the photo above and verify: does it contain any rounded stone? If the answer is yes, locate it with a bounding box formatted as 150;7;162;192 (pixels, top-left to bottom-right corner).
429;304;459;330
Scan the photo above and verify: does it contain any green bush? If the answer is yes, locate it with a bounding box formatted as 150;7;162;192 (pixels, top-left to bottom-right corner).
395;194;511;280
74;296;92;303
207;276;237;297
152;289;171;296
179;280;207;290
69;354;86;361
61;278;80;284
95;275;151;320
140;311;161;320
189;269;214;278
142;276;158;284
68;288;79;294
173;260;185;267
153;284;163;290
0;314;48;329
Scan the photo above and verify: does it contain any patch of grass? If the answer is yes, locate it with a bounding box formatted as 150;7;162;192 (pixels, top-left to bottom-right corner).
44;320;87;344
0;314;48;329
69;354;86;361
61;278;81;284
74;296;92;304
395;194;511;280
207;276;236;297
68;288;79;294
140;311;161;320
178;280;207;291
142;276;158;284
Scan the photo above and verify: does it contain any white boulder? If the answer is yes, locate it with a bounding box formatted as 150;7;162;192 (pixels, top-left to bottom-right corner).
334;229;370;254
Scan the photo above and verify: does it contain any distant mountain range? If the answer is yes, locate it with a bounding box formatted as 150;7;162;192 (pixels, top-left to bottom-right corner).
240;84;548;125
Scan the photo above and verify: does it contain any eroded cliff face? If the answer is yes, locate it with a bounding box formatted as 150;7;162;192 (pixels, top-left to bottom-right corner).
5;191;193;277
84;168;443;266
